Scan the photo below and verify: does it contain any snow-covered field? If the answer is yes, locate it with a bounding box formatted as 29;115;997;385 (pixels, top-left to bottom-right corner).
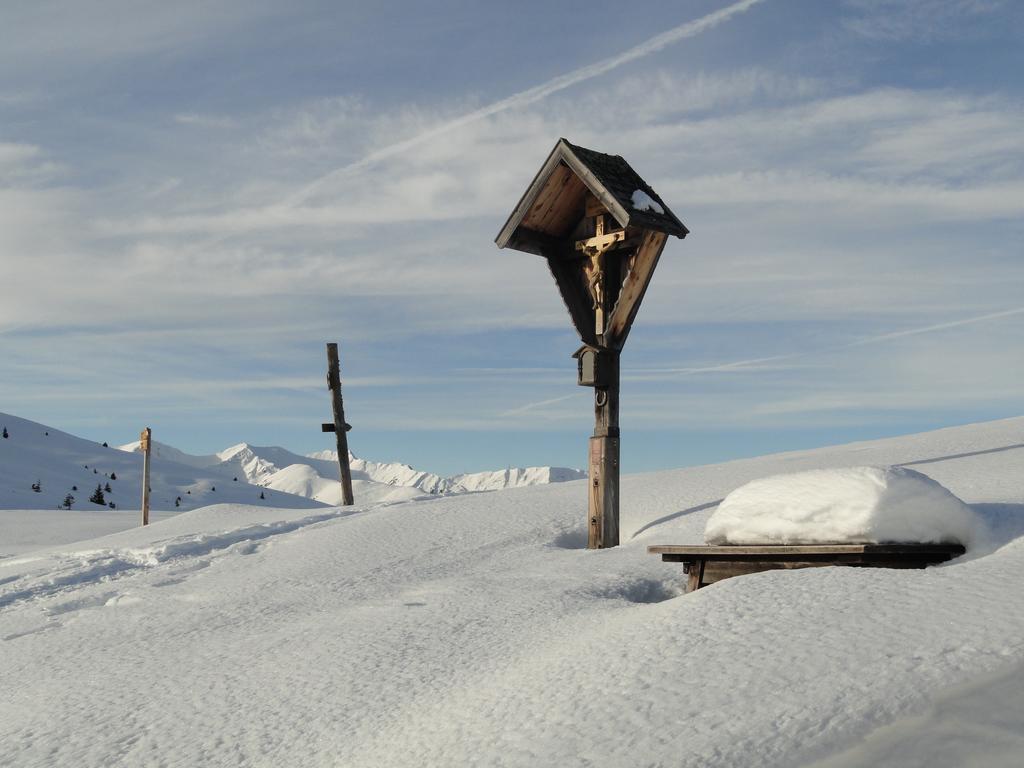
2;417;1023;766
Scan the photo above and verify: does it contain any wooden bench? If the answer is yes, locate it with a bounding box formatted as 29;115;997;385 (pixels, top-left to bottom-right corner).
648;544;966;593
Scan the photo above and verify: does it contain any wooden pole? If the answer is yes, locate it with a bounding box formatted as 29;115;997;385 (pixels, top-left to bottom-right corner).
326;343;355;506
140;426;152;526
588;352;620;549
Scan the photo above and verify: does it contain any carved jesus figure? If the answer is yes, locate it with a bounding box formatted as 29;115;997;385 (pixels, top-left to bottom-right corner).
583;250;604;311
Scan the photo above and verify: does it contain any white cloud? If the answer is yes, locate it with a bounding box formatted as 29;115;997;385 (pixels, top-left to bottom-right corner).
174;113;237;129
667;171;1024;220
0;1;285;67
0;142;63;185
94;82;1024;248
842;0;1010;41
249;97;369;158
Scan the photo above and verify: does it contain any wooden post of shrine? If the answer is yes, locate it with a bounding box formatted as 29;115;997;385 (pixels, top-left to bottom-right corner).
140;426;152;526
588;352;620;548
496;139;688;549
322;342;355;506
577;200;625;548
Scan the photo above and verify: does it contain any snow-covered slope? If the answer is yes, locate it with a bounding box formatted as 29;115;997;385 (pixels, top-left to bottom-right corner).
260;463;425;506
0;412;323;513
4;412;585;513
115;438;221;469
119;439;586;501
2;416;1023;766
148;440;586;502
313;449;587;495
451;465;585;492
215;443;310;485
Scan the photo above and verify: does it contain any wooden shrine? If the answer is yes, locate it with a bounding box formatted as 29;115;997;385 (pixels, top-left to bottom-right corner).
496;139;688;548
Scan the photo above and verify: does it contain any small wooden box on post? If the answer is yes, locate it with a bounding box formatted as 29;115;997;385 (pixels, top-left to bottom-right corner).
496;139;688;549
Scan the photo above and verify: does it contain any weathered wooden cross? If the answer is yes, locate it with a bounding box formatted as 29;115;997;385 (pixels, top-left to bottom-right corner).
140;426;152;526
321;342;355;506
496;139;688;548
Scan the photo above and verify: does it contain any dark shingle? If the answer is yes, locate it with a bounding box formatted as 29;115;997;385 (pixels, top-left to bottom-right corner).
561;139;689;238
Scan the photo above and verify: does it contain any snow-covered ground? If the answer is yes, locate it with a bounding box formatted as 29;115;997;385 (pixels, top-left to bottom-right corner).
1;416;1023;766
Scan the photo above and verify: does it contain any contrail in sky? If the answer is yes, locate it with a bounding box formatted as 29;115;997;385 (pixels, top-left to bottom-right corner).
289;0;767;206
651;306;1024;380
499;393;585;418
847;306;1024;347
176;0;764;256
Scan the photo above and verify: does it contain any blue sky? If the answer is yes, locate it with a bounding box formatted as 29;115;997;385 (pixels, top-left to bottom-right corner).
2;0;1023;475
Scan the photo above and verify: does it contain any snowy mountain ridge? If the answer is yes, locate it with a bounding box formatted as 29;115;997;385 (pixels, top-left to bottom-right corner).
0;411;583;512
310;449;586;495
116;439;586;501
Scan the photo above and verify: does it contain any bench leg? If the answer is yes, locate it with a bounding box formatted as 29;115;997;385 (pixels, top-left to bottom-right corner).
686;560;705;593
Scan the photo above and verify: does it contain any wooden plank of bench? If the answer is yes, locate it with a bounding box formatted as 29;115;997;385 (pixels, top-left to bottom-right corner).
660;551;961;565
648;544;965;556
650;543;966;592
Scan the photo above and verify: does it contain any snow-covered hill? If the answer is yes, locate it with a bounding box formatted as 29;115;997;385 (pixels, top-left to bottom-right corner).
0;412;323;513
119;440;586;503
1;411;584;513
313;449;587;496
2;416;1023;766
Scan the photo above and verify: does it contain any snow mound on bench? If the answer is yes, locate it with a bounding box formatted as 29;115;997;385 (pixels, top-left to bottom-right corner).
704;466;983;547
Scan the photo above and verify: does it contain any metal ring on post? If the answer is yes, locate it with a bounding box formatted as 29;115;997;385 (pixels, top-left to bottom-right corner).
595;390;608;407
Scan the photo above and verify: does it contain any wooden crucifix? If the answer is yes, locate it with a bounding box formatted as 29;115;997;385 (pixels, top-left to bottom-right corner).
496;139;688;548
322;342;355;506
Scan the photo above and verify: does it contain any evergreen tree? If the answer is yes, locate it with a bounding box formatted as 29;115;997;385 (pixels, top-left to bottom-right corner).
89;484;105;505
102;442;108;447
110;472;117;480
259;491;265;500
72;485;78;491
108;502;116;509
175;497;181;507
62;494;74;510
104;482;112;493
2;426;8;438
31;480;41;493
